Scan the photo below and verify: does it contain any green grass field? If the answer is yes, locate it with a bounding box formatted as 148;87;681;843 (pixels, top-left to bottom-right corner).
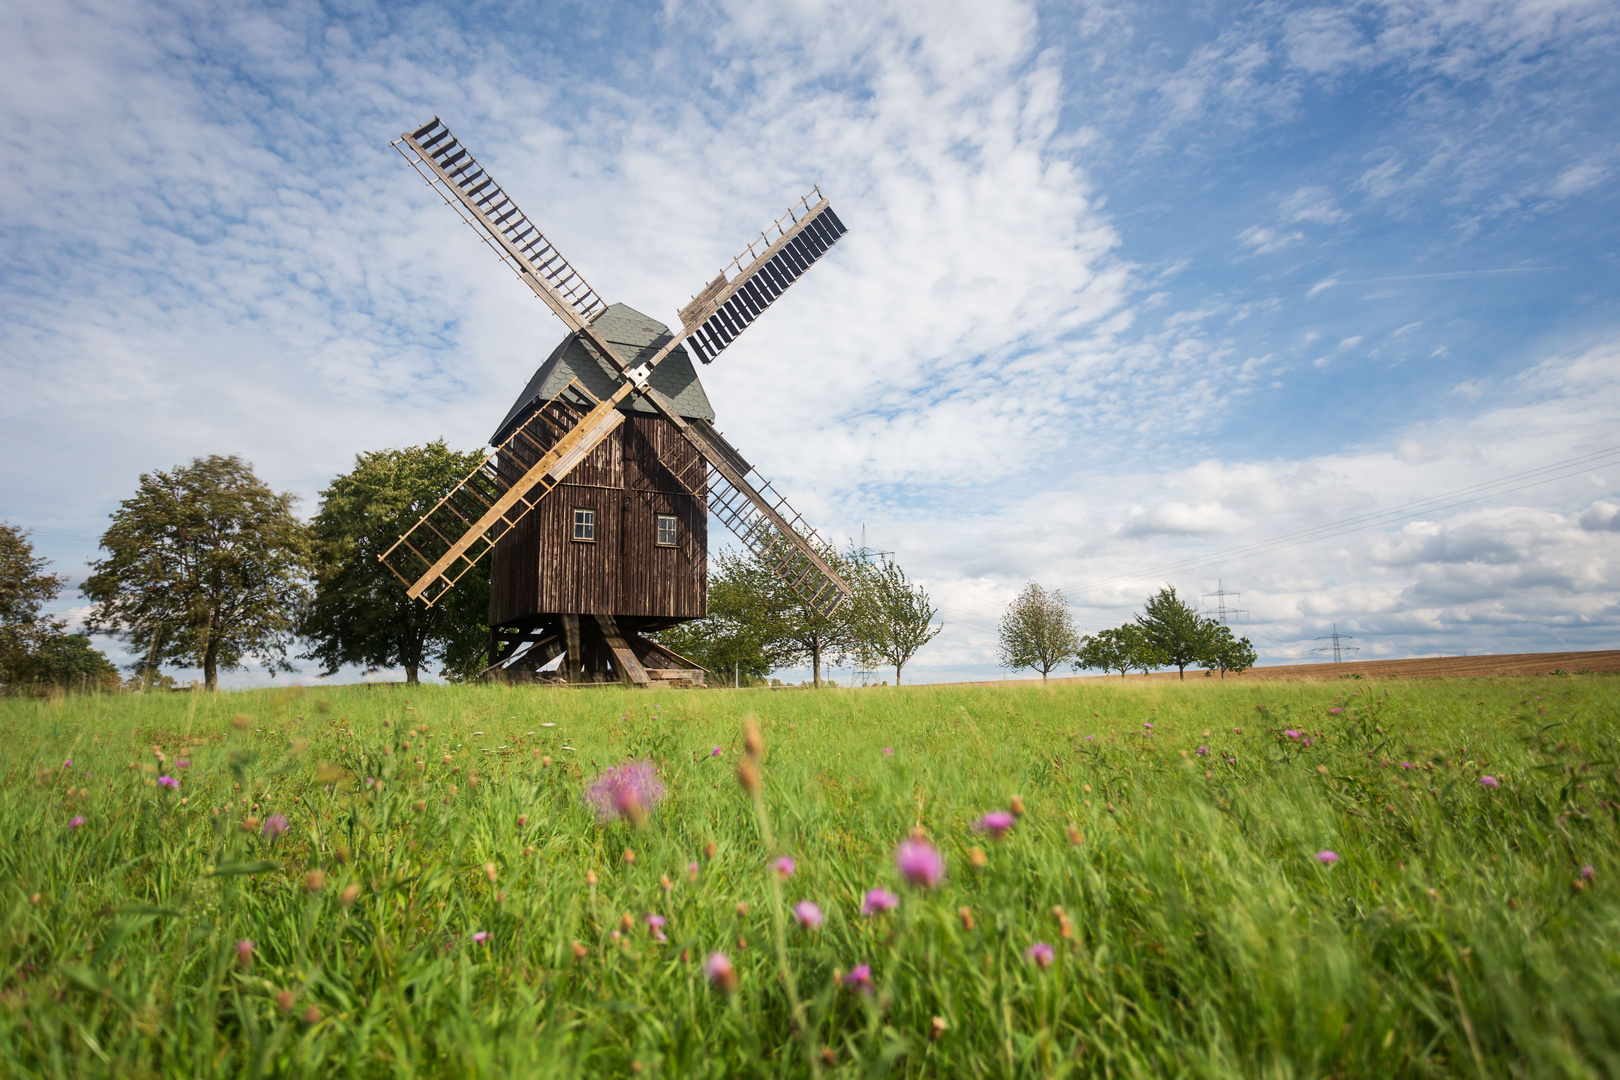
1;675;1617;1078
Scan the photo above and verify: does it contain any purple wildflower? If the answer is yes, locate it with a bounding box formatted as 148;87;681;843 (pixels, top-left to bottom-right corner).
157;776;178;790
1196;746;1209;756
1302;738;1315;747
1283;730;1301;739
1143;722;1153;730
235;939;255;966
975;811;1015;841
1025;942;1055;968
792;900;824;929
773;856;796;879
844;964;873;994
175;759;190;769
704;951;736;991
882;747;894;756
583;760;666;823
1580;865;1596;881
861;888;899;915
711;746;722;758
1480;775;1499;788
472;931;489;944
645;913;667;941
1329;707;1343;715
261;814;290;841
1315;850;1340;865
1401;762;1417;769
69;815;85;829
62;759;72;768
896;840;945;889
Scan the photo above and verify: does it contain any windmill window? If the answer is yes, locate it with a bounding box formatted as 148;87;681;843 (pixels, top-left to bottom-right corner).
572;508;595;542
656;514;678;547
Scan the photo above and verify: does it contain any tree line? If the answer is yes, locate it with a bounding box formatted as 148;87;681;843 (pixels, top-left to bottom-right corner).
1;448;943;692
998;582;1258;681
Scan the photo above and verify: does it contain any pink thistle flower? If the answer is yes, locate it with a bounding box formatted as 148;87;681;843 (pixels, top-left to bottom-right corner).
704;951;736;992
1401;762;1417;769
1329;708;1343;715
1302;738;1315;747
882;747;894;756
175;759;190;769
844;963;873;994
62;759;72;768
235;939;255;966
895;840;945;889
792;900;824;929
773;856;796;879
1196;746;1209;756
69;815;85;829
645;913;667;941
711;746;721;757
861;888;899;916
472;931;489;944
1143;722;1152;730
1315;850;1340;865
1283;730;1301;739
975;811;1015;840
1480;775;1499;788
157;776;178;790
687;861;700;881
1025;942;1055;968
583;760;666;823
261;814;290;841
1580;865;1595;881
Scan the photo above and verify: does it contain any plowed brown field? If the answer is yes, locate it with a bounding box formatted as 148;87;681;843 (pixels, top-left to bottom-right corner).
952;649;1620;686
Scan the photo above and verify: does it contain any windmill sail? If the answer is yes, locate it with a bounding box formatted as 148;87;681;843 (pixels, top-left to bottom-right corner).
395;118;606;332
678;191;848;364
379;379;627;606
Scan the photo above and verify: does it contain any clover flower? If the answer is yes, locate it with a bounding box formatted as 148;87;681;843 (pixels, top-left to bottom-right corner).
583;760;666;823
704;952;736;991
975;811;1015;840
1025;942;1055;968
844;964;874;994
861;888;899;916
896;840;945;889
792;901;824;930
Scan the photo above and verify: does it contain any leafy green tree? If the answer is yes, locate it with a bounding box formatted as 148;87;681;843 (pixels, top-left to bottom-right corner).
22;634;122;690
1;523;68;685
300;442;491;685
1077;624;1164;679
83;456;310;691
1134;585;1216;681
1199;623;1258;678
998;582;1080;679
849;554;940;685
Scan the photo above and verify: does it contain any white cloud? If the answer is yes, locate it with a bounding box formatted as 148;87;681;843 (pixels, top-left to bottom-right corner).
1280;184;1348;224
1238;224;1305;254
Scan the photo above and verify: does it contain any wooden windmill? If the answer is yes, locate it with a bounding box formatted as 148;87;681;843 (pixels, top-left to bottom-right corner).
380;118;852;686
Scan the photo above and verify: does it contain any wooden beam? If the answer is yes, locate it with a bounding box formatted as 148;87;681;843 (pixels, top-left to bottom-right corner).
595;615;649;686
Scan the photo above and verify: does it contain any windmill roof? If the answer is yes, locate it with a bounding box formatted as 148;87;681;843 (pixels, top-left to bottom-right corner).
489;303;715;445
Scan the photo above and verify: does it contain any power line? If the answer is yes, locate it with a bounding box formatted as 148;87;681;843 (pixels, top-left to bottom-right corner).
1313;623;1359;663
1202;579;1247;623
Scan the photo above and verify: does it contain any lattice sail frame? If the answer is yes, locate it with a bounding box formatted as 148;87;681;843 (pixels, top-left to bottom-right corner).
384;117;854;615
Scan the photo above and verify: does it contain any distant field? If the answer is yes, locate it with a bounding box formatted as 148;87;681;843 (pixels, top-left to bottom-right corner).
2;677;1617;1077
970;648;1620;687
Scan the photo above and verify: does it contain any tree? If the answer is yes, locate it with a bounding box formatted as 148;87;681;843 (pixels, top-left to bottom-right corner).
83;456;310;691
998;582;1080;679
1077;624;1164;680
1199;623;1258;679
654;549;778;686
849;554;940;685
300;443;490;684
22;634;122;690
1134;585;1216;681
1;524;68;684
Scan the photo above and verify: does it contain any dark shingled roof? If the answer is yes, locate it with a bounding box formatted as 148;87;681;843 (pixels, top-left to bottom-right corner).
490;303;715;445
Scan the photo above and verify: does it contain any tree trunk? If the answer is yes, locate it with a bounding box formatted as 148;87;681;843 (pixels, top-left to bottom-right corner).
405;663;419;685
894;663;903;686
204;648;218;692
1178;664;1186;680
810;643;821;689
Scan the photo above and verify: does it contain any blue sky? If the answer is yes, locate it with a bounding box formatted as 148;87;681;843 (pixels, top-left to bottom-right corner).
2;0;1616;685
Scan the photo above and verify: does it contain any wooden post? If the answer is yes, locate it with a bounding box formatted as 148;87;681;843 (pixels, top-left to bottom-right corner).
562;615;582;684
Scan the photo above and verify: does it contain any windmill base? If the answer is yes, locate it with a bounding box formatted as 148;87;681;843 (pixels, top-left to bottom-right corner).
484;614;706;688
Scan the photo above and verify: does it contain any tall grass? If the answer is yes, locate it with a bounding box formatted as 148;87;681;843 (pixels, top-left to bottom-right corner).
1;675;1616;1077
